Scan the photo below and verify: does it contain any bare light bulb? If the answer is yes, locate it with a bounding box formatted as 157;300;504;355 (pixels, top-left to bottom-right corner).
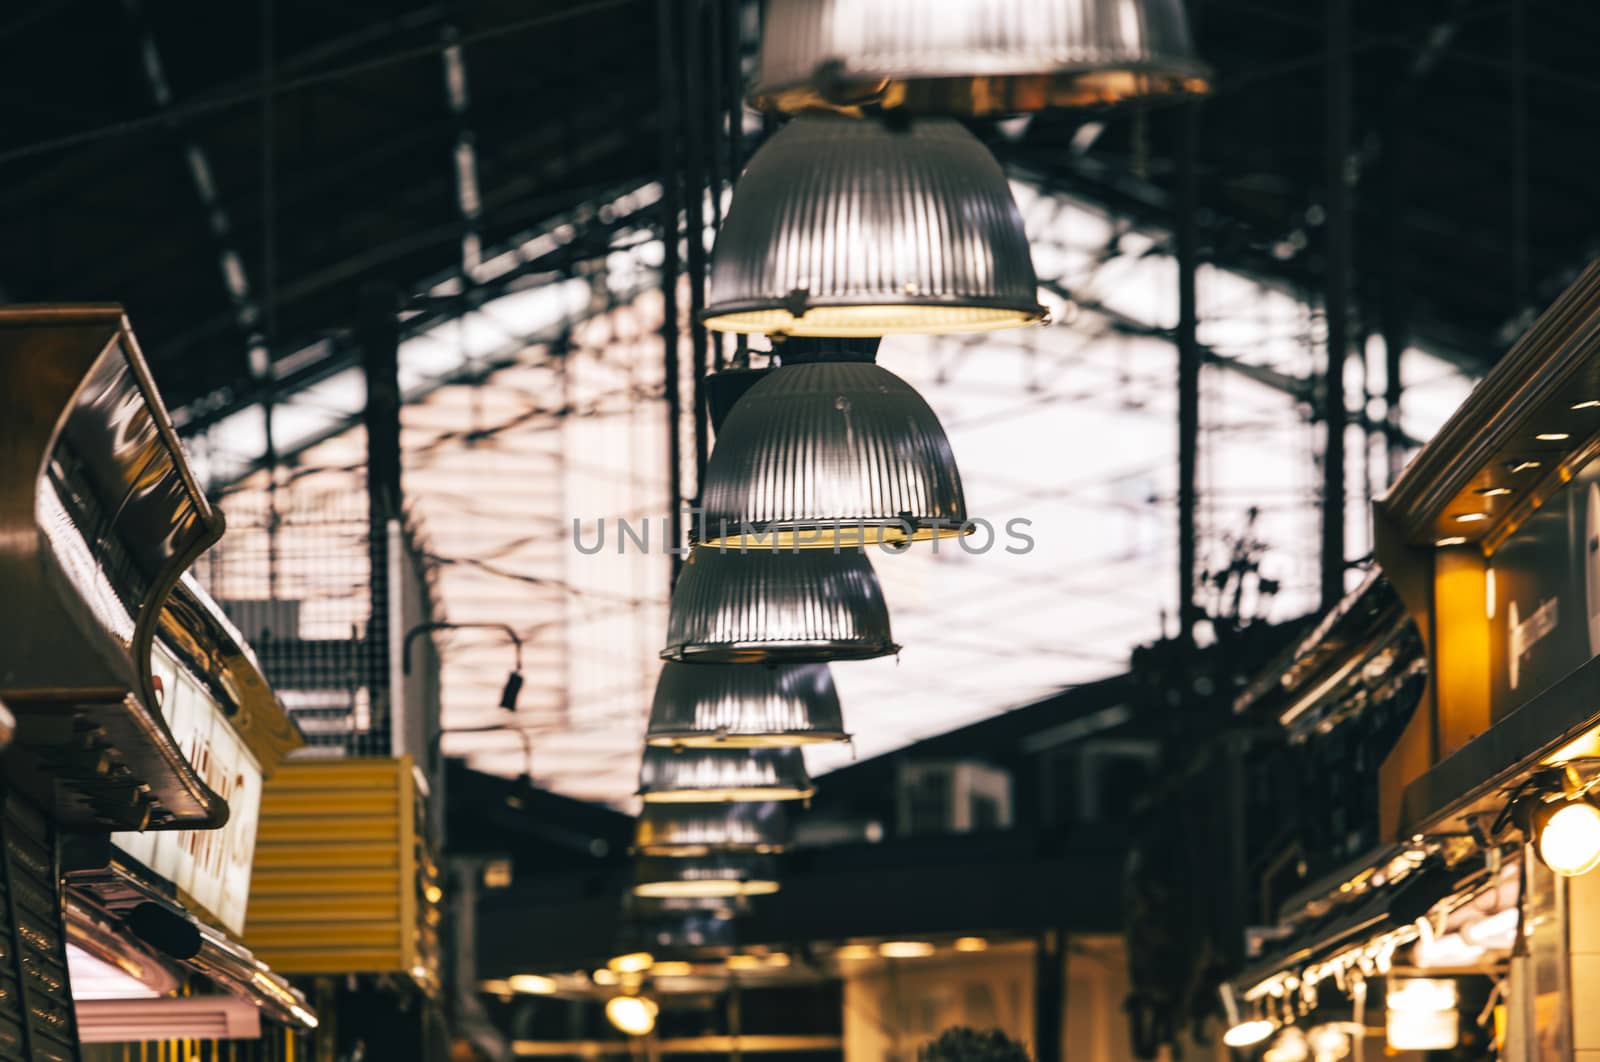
1538;800;1600;877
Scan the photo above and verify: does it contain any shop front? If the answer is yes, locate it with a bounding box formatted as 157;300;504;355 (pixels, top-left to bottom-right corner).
1221;263;1600;1062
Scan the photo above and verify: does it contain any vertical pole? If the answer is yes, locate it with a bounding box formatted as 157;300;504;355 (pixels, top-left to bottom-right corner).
360;282;402;755
1175;102;1200;650
1321;0;1352;612
683;0;712;487
260;0;281;599
656;0;684;585
1380;63;1410;487
1034;930;1065;1062
726;0;750;370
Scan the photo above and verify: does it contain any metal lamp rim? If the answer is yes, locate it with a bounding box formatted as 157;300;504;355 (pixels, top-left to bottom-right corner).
660;637;899;664
644;728;851;748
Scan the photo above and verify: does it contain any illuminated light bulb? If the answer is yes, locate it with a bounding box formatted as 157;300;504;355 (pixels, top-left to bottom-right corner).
592;968;620;986
606;995;659;1037
1386;979;1459;1052
954;937;989;952
1537;800;1600;877
1454;512;1488;523
651;961;693;978
1572;400;1600;410
507;974;558;995
1223;1020;1278;1049
834;944;876;961
1535;433;1571;442
608;952;654;974
764;953;791;968
1264;1029;1309;1062
1434;537;1468;547
878;941;935;959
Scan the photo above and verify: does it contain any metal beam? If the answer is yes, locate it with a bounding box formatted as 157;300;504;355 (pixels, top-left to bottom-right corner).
1322;0;1352;611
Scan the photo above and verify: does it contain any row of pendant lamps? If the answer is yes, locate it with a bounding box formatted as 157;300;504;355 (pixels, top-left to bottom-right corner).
619;0;1210;937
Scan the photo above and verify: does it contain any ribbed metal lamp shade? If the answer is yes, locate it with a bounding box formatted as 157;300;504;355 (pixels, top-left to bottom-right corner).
638;747;815;803
703;116;1043;337
635;803;790;857
664;547;896;663
647;663;846;748
697;361;966;549
633;856;782;900
749;0;1211;116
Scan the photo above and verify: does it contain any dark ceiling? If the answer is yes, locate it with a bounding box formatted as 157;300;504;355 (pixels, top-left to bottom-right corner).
0;0;1595;423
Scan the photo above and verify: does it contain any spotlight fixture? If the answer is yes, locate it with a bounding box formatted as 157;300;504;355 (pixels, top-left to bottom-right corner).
638;747;815;803
634;802;790;858
698;358;966;550
704;115;1043;337
1223;1020;1279;1049
646;663;847;748
605;995;659;1037
749;0;1210;116
632;855;782;899
1528;795;1600;877
663;547;896;663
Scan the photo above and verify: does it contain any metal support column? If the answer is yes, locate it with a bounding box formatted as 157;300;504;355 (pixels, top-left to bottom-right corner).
360;282;403;713
1176;103;1201;649
1321;0;1352;611
682;0;711;487
656;0;684;584
1034;930;1065;1062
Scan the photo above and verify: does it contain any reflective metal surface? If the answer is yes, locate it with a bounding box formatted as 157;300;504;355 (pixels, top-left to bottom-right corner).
638;747;815;803
664;547;896;663
632;855;782;899
647;663;845;747
698;360;967;549
750;0;1211;116
0;306;229;830
635;802;790;857
704;116;1043;337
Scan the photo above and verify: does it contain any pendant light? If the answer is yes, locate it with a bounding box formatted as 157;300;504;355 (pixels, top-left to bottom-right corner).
703;115;1043;338
632;855;782;899
635;803;790;857
664;546;896;663
749;0;1211;116
647;662;846;747
638;747;815;804
698;351;965;549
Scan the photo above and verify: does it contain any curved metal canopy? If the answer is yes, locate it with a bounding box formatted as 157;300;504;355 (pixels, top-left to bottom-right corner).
646;663;846;747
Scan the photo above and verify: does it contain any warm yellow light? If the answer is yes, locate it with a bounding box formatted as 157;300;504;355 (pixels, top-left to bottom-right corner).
592;968;620;986
651;961;694;977
423;883;444;903
1573;400;1600;410
1434;536;1469;547
1510;460;1542;473
1454;512;1488;523
1223;1020;1278;1048
834;943;876;961
953;937;989;952
1535;433;1571;442
632;878;781;899
608;952;655;974
646;733;845;748
641;786;815;804
1476;486;1512;497
1538;800;1600;877
479;979;513;998
507;974;558;995
1386;979;1459;1051
764;952;791;968
606;995;660;1037
726;954;764;971
698;523;969;552
703;305;1042;339
878;941;936;959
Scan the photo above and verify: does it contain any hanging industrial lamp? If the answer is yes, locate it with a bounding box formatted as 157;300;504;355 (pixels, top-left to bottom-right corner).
697;353;966;549
664;546;896;663
632;855;783;900
749;0;1211;116
635;803;790;858
703;115;1044;338
646;662;846;748
638;746;815;803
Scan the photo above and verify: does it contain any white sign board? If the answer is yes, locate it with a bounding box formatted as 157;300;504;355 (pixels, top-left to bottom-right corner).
113;643;263;936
